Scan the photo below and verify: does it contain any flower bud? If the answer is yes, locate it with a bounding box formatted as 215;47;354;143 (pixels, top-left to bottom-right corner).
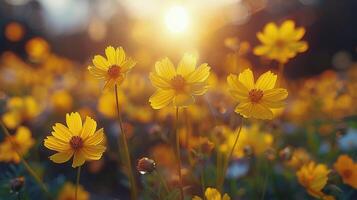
137;157;156;175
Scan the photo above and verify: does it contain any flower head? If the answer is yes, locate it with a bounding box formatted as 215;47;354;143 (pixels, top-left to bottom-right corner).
0;126;34;163
149;54;210;109
334;155;357;189
254;20;308;63
57;182;89;200
88;46;136;90
192;187;230;200
297;162;334;200
44;112;106;168
227;68;288;119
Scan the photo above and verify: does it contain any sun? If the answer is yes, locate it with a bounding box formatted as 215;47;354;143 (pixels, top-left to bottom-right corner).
164;5;189;34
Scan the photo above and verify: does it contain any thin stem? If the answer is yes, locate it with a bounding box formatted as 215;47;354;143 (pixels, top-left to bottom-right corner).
278;62;285;86
261;167;269;200
154;169;170;195
217;118;243;190
75;166;81;200
175;107;184;200
0;121;51;199
114;84;138;200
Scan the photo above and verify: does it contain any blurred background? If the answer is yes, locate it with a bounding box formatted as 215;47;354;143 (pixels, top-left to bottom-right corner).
0;0;356;78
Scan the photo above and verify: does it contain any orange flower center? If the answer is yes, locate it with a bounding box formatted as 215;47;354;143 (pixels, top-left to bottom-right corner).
69;136;83;150
249;89;263;103
171;75;186;92
275;39;286;48
107;65;121;79
342;169;353;179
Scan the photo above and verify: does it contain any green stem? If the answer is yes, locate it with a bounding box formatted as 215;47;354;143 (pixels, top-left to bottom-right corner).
155;169;170;195
75;166;81;200
175;107;184;200
0;121;51;199
114;84;138;200
260;165;269;200
218;118;243;190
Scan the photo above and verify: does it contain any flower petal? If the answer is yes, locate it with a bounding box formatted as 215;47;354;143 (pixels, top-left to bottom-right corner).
187;63;210;83
105;46;116;65
255;71;277;91
177;53;197;78
263;88;288;102
116;47;126;65
49;151;73;164
92;55;110;70
155;58;176;80
84;128;105;146
44;136;71;152
52;123;73;142
149;72;172;89
82;145;106;160
149;89;175;109
238;69;255;90
66;112;82;135
120;57;136;72
72;151;86;168
81;116;97;139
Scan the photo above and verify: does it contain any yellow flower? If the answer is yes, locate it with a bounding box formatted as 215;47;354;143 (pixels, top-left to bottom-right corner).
334;155;357;189
57;182;89;200
297;162;334;200
227;68;288;119
149;54;210;109
88;46;137;90
44;112;106;168
2;96;40;129
51;90;73;112
192;187;230;200
0;126;34;163
254;20;308;63
97;91;126;119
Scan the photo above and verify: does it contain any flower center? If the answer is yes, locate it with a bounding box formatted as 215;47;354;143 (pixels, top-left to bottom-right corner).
343;169;353;178
69;136;83;150
249;89;263;103
171;75;186;92
107;65;121;79
275;39;285;48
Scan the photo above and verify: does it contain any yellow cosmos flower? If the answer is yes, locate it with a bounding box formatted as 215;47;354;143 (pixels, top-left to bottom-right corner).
297;162;335;200
227;68;288;120
254;20;308;63
149;54;210;109
88;46;137;90
44;112;106;168
57;182;89;200
334;155;357;189
0;126;34;163
192;187;230;200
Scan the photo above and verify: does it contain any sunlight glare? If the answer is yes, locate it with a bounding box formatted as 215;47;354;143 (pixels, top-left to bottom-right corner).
164;5;189;34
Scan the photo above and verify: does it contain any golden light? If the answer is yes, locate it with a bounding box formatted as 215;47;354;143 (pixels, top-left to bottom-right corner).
164;5;189;34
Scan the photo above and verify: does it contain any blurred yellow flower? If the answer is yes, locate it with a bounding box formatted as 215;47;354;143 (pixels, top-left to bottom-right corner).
192;187;230;200
97;91;126;119
297;162;334;200
334;155;357;189
44;112;106;168
25;37;50;61
218;125;273;158
227;68;288;119
285;148;311;169
51;90;73;112
88;46;137;90
254;20;308;63
0;126;34;163
2;96;40;129
57;182;89;200
149;54;210;109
